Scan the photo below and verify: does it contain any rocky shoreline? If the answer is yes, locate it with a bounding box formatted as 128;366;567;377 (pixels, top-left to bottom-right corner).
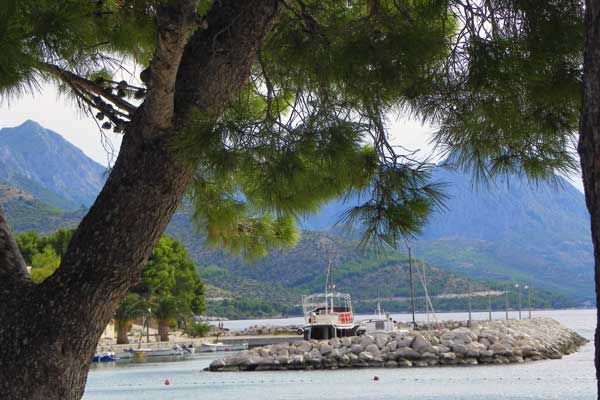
208;318;587;372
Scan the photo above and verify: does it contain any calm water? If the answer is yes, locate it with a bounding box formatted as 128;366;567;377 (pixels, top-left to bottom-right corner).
84;309;597;400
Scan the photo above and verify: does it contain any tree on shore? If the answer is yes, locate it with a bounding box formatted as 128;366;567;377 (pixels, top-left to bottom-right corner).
113;294;147;345
0;1;591;399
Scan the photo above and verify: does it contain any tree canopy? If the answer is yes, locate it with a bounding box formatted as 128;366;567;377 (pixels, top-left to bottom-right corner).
1;1;583;253
16;230;205;319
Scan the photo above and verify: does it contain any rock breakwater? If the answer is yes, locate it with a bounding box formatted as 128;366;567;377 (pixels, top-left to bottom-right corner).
208;318;587;371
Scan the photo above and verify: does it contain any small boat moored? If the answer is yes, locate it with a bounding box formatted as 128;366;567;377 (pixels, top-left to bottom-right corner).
199;342;249;352
92;351;119;362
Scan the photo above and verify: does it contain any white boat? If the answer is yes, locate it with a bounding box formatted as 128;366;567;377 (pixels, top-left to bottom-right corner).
301;258;360;340
199;342;248;352
357;301;398;335
127;345;185;357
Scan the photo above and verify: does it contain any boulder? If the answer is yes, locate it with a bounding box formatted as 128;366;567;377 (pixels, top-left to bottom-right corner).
360;335;375;347
394;347;421;360
411;335;431;353
351;344;363;354
297;341;312;353
329;338;341;349
375;334;388;349
439;352;457;365
365;343;381;356
319;343;333;356
396;335;414;348
397;358;413;367
341;337;352;347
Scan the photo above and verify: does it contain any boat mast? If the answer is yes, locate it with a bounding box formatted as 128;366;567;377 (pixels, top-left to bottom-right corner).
408;246;416;329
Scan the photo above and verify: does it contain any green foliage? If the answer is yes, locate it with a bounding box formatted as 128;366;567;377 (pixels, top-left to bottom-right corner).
184;321;211;338
29;245;60;283
1;0;584;254
114;293;148;327
134;235;205;317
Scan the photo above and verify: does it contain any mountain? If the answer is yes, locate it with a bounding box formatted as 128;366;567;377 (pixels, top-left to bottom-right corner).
299;168;594;304
0;184;84;234
0;120;106;210
0;120;588;317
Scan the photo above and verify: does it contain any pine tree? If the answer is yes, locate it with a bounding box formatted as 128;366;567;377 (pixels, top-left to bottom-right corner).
0;1;589;399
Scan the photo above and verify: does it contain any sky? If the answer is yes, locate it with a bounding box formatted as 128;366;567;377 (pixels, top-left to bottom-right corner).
0;82;585;191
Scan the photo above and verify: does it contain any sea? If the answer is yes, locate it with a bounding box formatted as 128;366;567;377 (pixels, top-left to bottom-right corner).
84;309;597;400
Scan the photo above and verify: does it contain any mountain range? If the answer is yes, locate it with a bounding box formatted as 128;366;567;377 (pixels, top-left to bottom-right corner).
0;120;592;317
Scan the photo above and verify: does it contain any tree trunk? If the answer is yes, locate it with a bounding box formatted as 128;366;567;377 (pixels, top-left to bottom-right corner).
0;1;279;399
158;321;170;342
579;1;600;399
116;321;131;345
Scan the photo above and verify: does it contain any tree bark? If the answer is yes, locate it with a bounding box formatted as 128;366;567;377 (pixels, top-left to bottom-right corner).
0;1;279;399
116;321;131;345
579;1;600;399
158;321;170;342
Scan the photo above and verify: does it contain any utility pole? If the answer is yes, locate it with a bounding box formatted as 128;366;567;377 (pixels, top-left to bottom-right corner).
505;289;509;320
467;283;472;327
488;291;492;321
408;247;416;330
515;284;522;320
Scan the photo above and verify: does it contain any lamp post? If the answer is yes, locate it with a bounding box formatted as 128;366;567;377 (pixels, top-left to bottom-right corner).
467;283;472;327
504;288;509;320
487;291;492;321
147;308;151;343
515;284;522;320
525;285;531;319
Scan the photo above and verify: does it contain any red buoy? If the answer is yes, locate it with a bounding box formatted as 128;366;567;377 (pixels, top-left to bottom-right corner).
373;376;380;381
164;379;171;386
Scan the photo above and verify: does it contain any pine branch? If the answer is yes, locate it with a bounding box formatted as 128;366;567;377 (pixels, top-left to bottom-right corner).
42;63;137;114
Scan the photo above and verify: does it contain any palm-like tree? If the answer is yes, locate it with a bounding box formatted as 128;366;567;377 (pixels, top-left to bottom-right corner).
114;294;147;345
151;295;182;342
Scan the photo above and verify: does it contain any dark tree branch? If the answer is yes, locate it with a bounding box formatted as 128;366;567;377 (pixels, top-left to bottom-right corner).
140;0;204;133
43;63;137;114
0;205;30;289
174;0;281;118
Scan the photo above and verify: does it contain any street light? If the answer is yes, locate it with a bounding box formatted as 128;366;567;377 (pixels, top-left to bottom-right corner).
147;308;151;343
525;285;531;319
515;284;522;320
505;288;509;320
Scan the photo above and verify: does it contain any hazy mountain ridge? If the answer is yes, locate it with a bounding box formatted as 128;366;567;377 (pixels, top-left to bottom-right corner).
0;120;588;316
0;120;106;210
298;168;594;303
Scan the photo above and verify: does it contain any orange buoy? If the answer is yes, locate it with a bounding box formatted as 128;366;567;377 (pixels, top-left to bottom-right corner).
373;376;379;381
164;379;171;386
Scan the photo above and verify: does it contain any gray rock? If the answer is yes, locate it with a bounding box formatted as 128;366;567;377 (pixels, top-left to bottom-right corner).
396;335;414;348
351;344;363;354
329;338;341;349
385;360;398;368
359;351;374;362
365;343;381;355
375;334;388;349
387;340;398;352
209;359;226;370
319;343;333;355
411;335;431;353
297;341;312;353
440;352;457;364
397;359;413;367
360;335;375;347
394;347;421;360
